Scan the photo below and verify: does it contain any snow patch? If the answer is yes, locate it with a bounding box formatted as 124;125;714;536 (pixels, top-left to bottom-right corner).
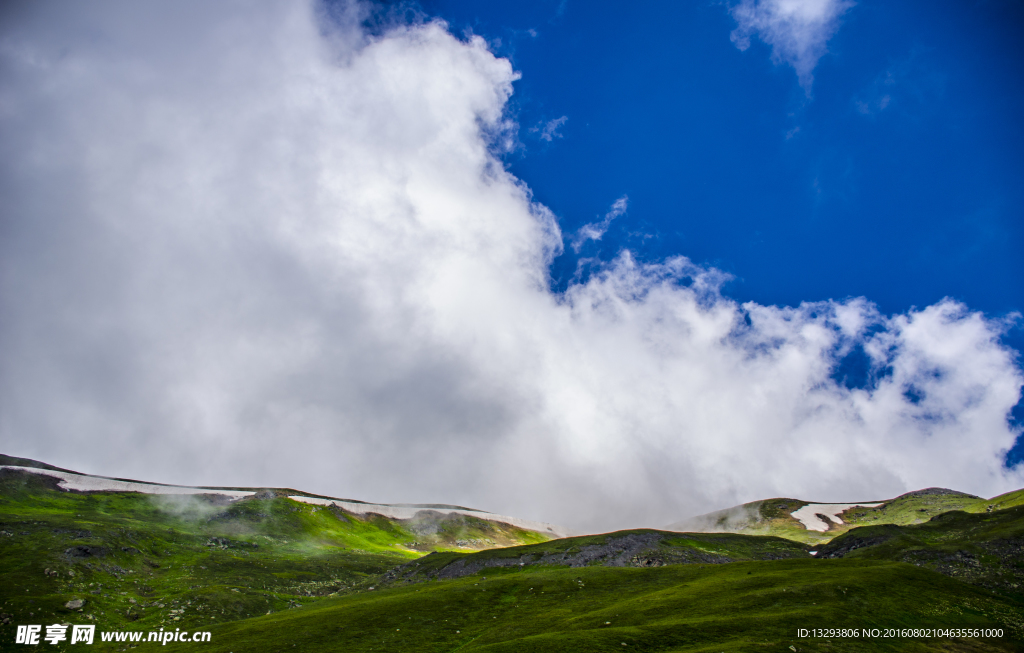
790;503;884;532
2;466;254;500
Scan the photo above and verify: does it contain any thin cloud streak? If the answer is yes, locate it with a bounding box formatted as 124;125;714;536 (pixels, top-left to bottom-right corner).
571;196;628;253
0;1;1020;533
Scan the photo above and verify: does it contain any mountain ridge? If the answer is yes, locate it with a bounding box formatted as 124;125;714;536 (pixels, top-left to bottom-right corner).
668;486;1024;544
0;454;570;538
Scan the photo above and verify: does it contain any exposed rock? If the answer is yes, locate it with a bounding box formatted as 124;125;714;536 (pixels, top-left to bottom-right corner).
53;528;93;538
816;533;895;559
65;545;108;559
65;599;84;610
203;536;258;550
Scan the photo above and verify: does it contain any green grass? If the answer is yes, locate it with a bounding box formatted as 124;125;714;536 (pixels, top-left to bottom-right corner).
816;505;1024;598
3;462;1023;652
146;559;1021;652
0;467;547;644
389;529;812;584
677;489;1024;546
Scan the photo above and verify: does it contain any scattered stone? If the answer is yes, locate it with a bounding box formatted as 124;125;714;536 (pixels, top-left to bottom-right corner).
65;599;84;610
65;545;108;559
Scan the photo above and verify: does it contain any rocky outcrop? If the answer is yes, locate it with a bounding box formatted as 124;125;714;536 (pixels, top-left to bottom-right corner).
64;545;109;559
384;532;757;583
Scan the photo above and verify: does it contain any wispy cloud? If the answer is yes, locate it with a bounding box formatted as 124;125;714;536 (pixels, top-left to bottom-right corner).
729;0;855;94
0;0;1019;533
532;115;568;141
571;196;628;252
854;51;944;117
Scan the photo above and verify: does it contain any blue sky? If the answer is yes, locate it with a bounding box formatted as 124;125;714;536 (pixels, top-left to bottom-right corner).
424;0;1023;318
421;0;1024;455
2;0;1022;530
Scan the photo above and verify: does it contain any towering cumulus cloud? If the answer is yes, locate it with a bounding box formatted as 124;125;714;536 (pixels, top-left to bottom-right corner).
0;1;1020;532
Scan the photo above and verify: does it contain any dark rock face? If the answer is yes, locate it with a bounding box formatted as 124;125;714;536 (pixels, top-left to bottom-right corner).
53;528;93;538
816;533;895;559
322;503;352;522
64;545;108;558
100;563;131;579
630;555;666;567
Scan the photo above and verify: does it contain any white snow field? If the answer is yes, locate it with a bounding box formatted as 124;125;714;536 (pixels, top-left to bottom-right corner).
790;503;884;532
2;465;254;500
1;465;568;536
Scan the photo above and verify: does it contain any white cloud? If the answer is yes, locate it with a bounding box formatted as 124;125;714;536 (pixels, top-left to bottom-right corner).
533;115;568;142
729;0;855;93
571;195;628;252
0;1;1020;533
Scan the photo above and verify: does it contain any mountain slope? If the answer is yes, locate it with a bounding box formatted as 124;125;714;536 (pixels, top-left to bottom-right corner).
131;498;1024;651
4;456;1024;651
0;460;554;634
383;529;810;584
151;560;1021;652
668;487;1024;544
0;454;568;537
815;504;1024;598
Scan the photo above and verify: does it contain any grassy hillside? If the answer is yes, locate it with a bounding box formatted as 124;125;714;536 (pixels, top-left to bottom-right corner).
148;559;1021;652
386;529;811;583
0;466;548;639
3;459;1023;652
671;487;1024;545
816;505;1024;597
